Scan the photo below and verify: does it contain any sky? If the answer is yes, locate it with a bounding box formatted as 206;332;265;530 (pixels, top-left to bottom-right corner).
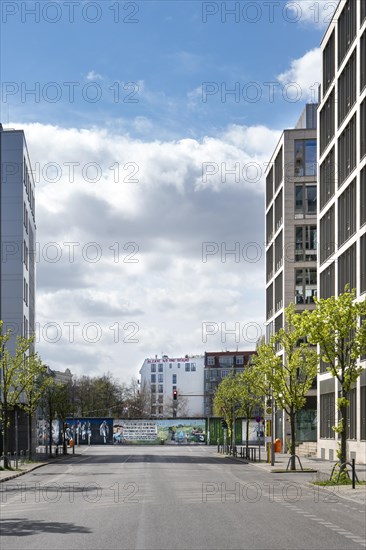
0;0;334;382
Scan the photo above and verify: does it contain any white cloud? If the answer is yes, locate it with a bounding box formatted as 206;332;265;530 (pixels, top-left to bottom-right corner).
285;0;338;28
86;70;103;81
277;48;321;102
12;122;280;382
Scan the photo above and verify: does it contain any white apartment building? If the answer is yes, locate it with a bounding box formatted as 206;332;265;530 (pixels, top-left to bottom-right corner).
0;124;36;350
317;0;366;463
139;355;204;418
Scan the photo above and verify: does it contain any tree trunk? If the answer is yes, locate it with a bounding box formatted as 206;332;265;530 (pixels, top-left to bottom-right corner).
48;417;53;458
28;413;32;460
2;408;10;468
246;418;250;459
290;410;296;471
339;390;348;470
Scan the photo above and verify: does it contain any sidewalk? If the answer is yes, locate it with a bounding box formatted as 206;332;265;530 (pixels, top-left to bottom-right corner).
247;451;366;505
0;447;84;483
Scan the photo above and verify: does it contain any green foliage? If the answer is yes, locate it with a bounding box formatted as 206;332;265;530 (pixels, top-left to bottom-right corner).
300;287;366;466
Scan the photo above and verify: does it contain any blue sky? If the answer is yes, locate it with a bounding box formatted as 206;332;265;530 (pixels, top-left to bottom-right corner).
1;1;332;381
2;1;326;136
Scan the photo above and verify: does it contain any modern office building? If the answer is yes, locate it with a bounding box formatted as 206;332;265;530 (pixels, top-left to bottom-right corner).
264;104;318;449
317;0;366;462
0;124;36;453
139;355;204;418
203;350;256;417
0;124;36;350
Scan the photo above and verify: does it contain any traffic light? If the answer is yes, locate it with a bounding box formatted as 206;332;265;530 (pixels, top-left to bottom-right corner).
173;389;178;400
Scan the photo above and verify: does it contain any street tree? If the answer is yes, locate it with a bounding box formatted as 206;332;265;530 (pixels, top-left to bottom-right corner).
0;323;38;468
18;354;53;458
236;365;264;457
213;374;243;447
255;304;318;470
300;287;366;470
42;377;74;456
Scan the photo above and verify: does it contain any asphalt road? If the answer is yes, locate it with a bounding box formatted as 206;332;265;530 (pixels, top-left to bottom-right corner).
0;446;365;550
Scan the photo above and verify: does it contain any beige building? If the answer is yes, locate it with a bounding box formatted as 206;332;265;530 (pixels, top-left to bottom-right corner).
265;104;318;450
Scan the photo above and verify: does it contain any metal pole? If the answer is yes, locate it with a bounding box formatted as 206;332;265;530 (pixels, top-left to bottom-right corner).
15;411;19;469
271;390;275;466
352;458;355;489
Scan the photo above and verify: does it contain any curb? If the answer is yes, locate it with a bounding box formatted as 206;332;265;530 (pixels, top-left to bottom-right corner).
0;453;82;483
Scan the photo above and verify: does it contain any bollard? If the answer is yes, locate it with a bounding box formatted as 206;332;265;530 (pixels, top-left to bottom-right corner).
352;458;355;489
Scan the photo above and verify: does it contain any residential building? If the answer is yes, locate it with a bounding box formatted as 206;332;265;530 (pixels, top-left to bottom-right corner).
317;0;366;463
139;355;204;418
265;104;318;449
203;350;256;417
0;123;36;453
0;124;36;350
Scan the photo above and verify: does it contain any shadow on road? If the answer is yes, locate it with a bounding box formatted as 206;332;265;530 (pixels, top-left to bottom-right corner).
0;518;92;537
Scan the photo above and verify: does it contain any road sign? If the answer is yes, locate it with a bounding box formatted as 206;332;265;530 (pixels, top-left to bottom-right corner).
266;407;272;416
255;416;261;423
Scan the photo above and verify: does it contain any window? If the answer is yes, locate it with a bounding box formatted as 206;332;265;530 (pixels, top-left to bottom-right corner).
320;205;335;264
266;245;273;282
169;363;172;368
151;385;156;393
219;356;233;366
172;374;177;384
158;373;163;383
338;179;356;245
320;89;335;154
274;231;283;272
158;384;163;393
361;234;366;294
338;50;356;125
207;356;215;366
275;272;283;312
338;114;356;186
191;363;196;371
295;226;317;262
323;30;335;96
295;184;317;217
361;384;366;441
320;262;335;299
274;147;283;190
338;0;356;66
151;406;156;416
266;283;273;320
158;364;163;372
185;363;191;372
295;268;317;305
274;189;283;231
158;406;163;415
338;243;356;294
361;31;366;92
320;147;335;210
266;167;273;207
151;364;156;373
361;99;366;160
362;0;366;26
266;206;273;242
236;356;244;365
23;241;28;269
294;139;317;177
151;374;156;383
274;314;283;347
158;395;163;404
361;168;366;227
320;392;335;438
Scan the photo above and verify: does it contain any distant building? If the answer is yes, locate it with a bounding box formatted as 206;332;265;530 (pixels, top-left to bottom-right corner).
0;124;36;351
48;367;73;385
203;351;256;417
265;104;318;449
139;355;204;417
317;0;366;463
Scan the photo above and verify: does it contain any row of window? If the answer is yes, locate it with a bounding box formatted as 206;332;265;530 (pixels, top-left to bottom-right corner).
320;168;365;265
150;384;164;393
151;362;196;373
206;355;244;366
266;147;283;206
23;159;35;220
267;268;317;319
320;387;364;440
